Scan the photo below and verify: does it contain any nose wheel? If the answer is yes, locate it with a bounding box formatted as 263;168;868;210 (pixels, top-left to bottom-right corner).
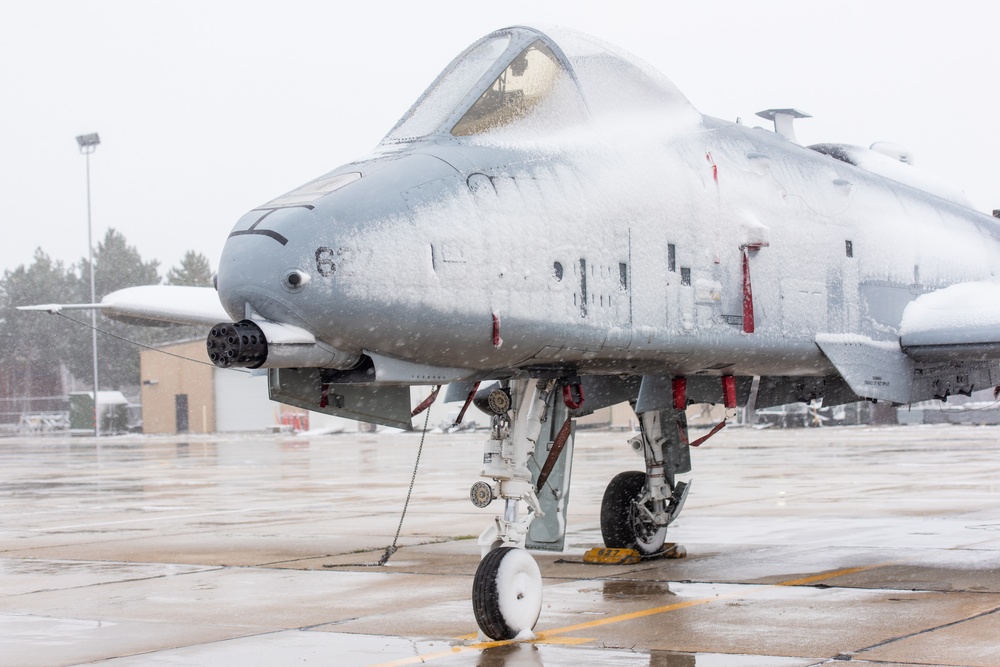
473;546;543;640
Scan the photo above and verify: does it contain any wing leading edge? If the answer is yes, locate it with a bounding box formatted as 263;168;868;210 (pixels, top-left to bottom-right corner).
18;285;229;327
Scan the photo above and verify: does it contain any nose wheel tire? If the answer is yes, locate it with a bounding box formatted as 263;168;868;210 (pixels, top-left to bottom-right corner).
472;547;543;640
600;470;668;555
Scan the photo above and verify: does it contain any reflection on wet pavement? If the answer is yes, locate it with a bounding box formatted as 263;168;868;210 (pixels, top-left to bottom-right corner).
0;425;998;666
601;579;676;601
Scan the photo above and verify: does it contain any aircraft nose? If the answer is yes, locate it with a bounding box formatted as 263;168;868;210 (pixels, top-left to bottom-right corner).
226;206;303;248
216;206;318;323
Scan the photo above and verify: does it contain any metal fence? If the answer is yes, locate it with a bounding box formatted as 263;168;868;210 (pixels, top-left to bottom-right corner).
0;396;71;433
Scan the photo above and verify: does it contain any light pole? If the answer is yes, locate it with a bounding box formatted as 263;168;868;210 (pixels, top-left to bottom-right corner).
76;132;101;437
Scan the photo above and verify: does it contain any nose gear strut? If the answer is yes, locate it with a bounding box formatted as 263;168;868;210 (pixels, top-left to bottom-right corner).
472;378;558;640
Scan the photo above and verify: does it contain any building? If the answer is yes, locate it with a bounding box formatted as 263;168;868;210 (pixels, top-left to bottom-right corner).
140;339;341;434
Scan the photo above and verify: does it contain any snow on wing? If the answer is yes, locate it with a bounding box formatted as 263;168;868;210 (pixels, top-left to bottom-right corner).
900;282;1000;360
18;285;229;327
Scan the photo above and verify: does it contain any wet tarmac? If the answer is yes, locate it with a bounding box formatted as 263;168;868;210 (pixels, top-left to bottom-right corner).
1;423;998;666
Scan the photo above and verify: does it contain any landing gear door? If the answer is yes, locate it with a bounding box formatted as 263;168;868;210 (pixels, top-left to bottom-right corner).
526;394;574;552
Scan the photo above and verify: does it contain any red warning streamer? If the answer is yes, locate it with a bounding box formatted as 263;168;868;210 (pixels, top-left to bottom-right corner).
453;381;481;427
678;419;727;448
492;313;503;348
535;417;573;492
742;247;754;333
722;375;737;409
706;151;719;183
672;377;687;411
411;385;441;417
563;383;585;410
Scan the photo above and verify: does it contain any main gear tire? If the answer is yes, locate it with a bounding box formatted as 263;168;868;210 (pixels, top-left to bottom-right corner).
600;470;667;555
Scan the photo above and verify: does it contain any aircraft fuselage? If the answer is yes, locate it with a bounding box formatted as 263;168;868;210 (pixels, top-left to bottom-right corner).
216;115;1000;383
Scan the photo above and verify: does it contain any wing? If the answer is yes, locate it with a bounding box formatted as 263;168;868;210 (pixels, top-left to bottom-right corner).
816;282;1000;405
17;285;229;327
899;281;1000;362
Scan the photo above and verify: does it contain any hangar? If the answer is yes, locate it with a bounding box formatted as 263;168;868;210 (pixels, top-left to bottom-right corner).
139;339;320;434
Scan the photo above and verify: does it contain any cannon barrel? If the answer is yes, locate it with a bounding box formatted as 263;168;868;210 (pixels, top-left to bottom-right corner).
206;319;361;370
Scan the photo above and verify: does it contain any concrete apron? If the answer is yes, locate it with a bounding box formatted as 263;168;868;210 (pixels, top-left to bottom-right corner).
0;424;998;666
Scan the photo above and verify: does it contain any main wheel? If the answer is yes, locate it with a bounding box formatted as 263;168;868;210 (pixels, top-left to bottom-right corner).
472;546;542;640
601;470;667;554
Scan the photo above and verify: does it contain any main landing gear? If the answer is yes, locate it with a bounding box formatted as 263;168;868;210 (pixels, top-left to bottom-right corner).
601;405;691;555
469;379;695;640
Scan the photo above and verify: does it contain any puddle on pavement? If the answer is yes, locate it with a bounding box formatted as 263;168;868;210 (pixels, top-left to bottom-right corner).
602;579;676;601
473;643;811;666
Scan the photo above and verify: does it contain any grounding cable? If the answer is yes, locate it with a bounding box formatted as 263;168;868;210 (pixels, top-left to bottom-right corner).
324;397;434;569
56;307;436;566
53;311;250;373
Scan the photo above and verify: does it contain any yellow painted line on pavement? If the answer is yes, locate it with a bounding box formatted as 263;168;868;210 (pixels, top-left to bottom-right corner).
533;563;890;642
535;636;595;646
775;565;884;588
367;563;890;667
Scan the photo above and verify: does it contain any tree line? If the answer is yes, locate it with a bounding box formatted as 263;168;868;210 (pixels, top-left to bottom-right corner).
0;229;214;411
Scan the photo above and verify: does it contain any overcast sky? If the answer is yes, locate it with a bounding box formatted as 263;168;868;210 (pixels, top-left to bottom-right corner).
2;1;998;279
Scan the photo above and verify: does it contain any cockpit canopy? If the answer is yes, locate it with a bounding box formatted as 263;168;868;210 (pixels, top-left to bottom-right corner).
451;40;574;137
384;25;696;143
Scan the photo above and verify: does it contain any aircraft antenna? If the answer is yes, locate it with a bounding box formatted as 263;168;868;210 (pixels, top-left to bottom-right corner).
756;108;811;143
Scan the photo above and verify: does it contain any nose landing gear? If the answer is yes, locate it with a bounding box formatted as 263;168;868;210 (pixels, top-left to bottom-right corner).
472;379;554;640
469;381;695;640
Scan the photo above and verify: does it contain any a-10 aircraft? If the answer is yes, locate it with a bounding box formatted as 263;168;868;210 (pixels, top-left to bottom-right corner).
24;25;1000;640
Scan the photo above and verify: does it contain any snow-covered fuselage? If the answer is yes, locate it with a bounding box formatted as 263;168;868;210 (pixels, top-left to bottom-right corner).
194;24;1000;419
215;117;1000;383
